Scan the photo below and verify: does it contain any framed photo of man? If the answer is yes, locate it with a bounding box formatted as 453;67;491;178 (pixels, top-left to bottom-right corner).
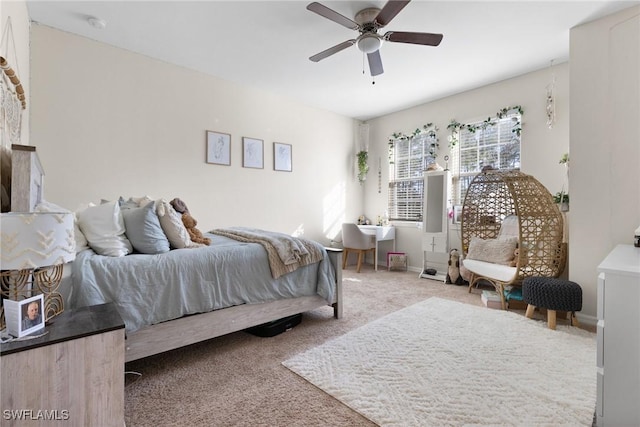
2;294;45;338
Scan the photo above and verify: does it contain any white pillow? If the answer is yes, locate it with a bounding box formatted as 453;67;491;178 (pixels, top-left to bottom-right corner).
132;195;154;207
120;195;154;208
77;201;132;257
466;236;517;266
156;199;194;249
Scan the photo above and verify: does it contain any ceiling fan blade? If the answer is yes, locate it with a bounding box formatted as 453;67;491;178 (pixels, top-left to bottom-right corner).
309;40;356;62
374;0;411;27
367;50;384;76
385;31;443;46
307;2;359;30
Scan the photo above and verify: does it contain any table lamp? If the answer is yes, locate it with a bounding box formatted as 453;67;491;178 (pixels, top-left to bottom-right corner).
1;211;75;329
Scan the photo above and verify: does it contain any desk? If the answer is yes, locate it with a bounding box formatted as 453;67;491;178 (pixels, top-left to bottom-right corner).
357;225;396;271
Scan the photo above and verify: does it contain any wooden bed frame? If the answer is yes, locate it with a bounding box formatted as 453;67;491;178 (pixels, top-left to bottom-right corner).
124;248;343;362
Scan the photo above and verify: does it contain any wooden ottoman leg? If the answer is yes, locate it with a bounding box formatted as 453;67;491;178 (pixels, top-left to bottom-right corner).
570;312;580;327
342;249;348;269
525;304;536;319
547;310;557;330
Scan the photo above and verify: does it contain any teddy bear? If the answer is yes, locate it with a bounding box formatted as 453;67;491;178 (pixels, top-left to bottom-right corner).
446;248;466;285
170;197;190;215
181;212;211;246
169;197;211;246
510;248;519;267
510;248;528;267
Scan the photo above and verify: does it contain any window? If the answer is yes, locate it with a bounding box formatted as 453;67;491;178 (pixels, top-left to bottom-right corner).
388;133;436;222
451;112;521;204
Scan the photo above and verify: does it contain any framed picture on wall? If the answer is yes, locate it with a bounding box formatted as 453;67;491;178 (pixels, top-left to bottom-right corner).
206;131;231;166
242;137;264;169
273;142;292;172
453;205;463;224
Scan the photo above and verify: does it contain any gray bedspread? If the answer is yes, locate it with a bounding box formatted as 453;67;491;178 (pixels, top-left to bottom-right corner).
70;233;336;333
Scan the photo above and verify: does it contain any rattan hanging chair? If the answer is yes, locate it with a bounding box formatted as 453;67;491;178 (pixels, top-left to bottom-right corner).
460;170;566;309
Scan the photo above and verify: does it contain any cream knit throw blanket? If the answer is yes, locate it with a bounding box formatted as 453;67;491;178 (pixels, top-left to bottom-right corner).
211;227;323;279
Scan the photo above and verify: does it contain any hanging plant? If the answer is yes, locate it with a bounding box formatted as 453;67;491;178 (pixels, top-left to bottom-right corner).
559;152;569;164
357;150;369;185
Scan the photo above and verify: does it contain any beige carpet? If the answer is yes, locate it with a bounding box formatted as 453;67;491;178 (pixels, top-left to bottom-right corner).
124;266;592;426
283;297;597;427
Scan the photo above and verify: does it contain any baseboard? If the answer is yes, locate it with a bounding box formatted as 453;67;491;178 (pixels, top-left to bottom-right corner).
575;312;597;327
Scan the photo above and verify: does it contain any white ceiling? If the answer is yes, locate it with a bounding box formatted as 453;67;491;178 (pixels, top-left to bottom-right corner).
26;0;639;121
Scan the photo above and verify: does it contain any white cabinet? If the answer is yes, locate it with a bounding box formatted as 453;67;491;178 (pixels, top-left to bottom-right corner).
420;170;450;280
596;244;640;426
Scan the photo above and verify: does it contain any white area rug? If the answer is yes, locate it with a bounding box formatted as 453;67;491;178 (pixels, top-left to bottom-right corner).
283;297;596;427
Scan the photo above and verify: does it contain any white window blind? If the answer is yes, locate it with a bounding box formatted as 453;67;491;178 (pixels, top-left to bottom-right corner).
388;134;435;221
452;113;521;204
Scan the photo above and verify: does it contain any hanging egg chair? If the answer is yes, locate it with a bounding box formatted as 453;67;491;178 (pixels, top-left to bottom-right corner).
460;170;567;309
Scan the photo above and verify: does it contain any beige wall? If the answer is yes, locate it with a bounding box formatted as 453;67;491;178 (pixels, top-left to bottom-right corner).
0;0;30;146
570;6;640;320
365;63;571;275
27;6;639;322
29;24;361;244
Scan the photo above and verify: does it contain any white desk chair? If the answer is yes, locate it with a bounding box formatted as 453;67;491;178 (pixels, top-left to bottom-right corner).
341;223;376;273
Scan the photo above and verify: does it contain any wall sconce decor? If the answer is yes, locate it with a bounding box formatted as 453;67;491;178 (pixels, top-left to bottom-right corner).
546;60;556;129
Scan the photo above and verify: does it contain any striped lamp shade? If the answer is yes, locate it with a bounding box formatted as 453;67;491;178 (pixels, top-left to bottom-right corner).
0;212;75;270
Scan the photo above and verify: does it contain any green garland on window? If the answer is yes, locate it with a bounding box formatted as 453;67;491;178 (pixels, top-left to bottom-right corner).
387;123;439;163
447;105;523;149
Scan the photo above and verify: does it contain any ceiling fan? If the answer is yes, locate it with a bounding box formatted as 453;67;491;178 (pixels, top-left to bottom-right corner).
306;0;443;77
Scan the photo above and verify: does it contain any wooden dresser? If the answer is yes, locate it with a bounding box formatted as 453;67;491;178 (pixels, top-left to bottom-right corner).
1;303;125;426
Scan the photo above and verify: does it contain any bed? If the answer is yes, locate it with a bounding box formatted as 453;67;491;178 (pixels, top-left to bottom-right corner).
70;230;342;362
3;145;342;362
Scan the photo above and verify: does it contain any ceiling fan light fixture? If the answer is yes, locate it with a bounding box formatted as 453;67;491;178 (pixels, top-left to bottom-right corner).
87;16;107;30
357;33;382;54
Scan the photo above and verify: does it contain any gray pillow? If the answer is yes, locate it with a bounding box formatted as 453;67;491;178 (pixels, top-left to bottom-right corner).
118;196;140;210
122;202;170;254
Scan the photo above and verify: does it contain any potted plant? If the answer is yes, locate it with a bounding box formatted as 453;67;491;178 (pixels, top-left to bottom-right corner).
357;150;369;184
555;153;570;211
554;191;569;212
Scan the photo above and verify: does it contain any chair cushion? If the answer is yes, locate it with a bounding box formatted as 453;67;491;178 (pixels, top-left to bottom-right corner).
462;259;517;283
498;215;519;239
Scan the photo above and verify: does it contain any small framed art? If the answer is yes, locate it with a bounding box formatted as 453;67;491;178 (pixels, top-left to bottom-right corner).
273;142;292;172
206;131;231;166
453;205;463;224
242;137;264;169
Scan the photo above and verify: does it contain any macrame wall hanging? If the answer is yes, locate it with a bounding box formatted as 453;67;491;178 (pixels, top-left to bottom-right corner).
545;60;556;129
1;17;26;148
